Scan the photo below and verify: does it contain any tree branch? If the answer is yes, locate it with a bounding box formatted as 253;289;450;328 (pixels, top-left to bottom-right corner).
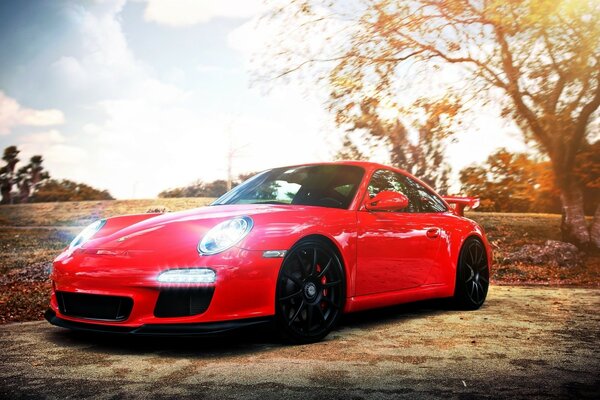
568;75;600;170
494;26;551;150
271;50;426;80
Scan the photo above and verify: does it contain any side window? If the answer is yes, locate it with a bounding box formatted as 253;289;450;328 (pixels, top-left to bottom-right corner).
366;170;420;213
367;170;448;213
402;176;448;213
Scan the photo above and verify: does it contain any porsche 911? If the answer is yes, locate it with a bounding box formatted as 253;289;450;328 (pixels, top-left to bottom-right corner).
46;161;491;343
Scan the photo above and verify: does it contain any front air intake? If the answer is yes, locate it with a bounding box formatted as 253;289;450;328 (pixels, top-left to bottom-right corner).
56;291;133;321
154;288;214;318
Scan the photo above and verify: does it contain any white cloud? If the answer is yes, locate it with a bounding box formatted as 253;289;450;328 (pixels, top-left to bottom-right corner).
43;0;336;199
10;1;346;198
52;1;142;95
76;72;338;198
18;129;87;168
0;92;65;135
143;0;262;27
22;129;66;144
52;56;89;90
227;16;264;56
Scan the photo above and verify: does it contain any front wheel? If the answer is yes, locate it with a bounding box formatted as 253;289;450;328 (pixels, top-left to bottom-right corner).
453;237;490;310
275;239;345;344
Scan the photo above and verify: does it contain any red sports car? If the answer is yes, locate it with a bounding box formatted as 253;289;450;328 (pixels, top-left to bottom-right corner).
46;162;491;343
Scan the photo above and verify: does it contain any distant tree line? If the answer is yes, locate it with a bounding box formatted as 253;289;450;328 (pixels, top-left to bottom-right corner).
460;143;598;215
159;172;256;199
336;139;598;216
0;145;113;204
32;179;113;202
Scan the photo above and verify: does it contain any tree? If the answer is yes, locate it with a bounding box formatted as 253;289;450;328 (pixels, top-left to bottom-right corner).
460;148;561;212
334;97;460;193
460;145;598;213
260;0;600;248
0;146;49;204
334;131;370;161
0;146;20;204
0;145;112;203
31;179;114;202
16;155;50;203
158;173;259;199
159;179;229;198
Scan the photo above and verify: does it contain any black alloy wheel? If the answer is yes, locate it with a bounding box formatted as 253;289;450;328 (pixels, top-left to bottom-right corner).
275;239;345;343
454;237;490;310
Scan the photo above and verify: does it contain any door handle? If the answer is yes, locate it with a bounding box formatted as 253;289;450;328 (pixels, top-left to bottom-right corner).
426;228;440;239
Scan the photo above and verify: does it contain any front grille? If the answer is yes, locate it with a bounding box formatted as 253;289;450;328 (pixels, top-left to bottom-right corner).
56;291;133;321
154;288;214;318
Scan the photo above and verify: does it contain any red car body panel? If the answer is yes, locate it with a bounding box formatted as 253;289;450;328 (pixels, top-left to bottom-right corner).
48;161;492;330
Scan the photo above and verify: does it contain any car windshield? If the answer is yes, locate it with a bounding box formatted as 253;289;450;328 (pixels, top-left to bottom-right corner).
212;165;365;209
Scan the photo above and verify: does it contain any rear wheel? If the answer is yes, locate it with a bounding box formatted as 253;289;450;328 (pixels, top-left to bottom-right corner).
453;237;489;310
275;239;345;344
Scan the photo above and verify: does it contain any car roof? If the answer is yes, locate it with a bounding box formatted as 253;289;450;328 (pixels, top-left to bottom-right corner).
273;161;445;201
275;160;412;176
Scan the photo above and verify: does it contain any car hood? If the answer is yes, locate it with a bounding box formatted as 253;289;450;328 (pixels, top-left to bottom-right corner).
81;204;338;253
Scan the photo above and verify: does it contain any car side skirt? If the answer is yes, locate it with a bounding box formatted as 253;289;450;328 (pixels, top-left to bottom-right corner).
344;283;452;313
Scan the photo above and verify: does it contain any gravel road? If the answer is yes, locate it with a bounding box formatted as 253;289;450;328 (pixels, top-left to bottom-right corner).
0;286;598;399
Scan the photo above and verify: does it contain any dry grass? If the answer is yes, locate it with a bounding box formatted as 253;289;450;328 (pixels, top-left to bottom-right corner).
0;198;214;227
0;282;50;324
0;202;597;324
0;228;74;323
467;212;600;286
0;228;74;274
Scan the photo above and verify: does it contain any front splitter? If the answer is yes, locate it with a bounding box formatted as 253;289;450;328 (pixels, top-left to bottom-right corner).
44;309;272;336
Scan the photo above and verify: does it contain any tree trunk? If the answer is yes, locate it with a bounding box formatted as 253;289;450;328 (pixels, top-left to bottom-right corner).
18;180;30;204
560;181;590;248
590;204;600;251
0;184;10;205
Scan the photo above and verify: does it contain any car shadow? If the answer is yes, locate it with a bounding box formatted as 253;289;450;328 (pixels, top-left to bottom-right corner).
43;298;456;358
339;298;452;330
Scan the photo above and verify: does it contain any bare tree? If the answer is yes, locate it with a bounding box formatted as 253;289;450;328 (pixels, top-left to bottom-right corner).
258;0;600;249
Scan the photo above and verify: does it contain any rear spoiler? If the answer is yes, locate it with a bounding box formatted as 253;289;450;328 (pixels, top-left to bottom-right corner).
442;196;480;216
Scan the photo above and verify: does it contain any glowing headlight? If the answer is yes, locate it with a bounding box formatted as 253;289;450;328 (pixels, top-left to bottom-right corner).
198;216;253;255
69;219;106;249
157;268;216;283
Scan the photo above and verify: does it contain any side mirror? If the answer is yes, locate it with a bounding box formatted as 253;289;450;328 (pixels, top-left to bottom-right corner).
365;191;409;211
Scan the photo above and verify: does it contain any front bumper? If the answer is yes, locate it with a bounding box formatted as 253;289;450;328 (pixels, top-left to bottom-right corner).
45;309;271;336
49;246;283;328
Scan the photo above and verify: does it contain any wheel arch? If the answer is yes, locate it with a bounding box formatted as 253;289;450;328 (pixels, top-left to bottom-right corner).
457;231;492;270
447;230;490;295
452;233;490;308
287;233;351;301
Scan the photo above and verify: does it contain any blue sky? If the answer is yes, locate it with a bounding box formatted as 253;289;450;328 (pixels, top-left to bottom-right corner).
0;0;527;198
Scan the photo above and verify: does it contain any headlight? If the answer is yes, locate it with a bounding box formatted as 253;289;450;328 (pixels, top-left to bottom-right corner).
198;216;253;255
157;268;216;283
69;219;106;249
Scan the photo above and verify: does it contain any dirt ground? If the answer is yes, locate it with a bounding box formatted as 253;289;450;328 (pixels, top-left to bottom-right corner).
0;286;598;399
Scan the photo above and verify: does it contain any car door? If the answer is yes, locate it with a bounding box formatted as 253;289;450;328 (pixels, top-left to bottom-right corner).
355;169;444;295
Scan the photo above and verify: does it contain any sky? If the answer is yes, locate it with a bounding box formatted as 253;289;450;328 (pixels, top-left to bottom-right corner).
0;0;529;199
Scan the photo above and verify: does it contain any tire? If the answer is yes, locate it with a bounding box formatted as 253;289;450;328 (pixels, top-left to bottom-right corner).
275;239;345;344
453;237;490;310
